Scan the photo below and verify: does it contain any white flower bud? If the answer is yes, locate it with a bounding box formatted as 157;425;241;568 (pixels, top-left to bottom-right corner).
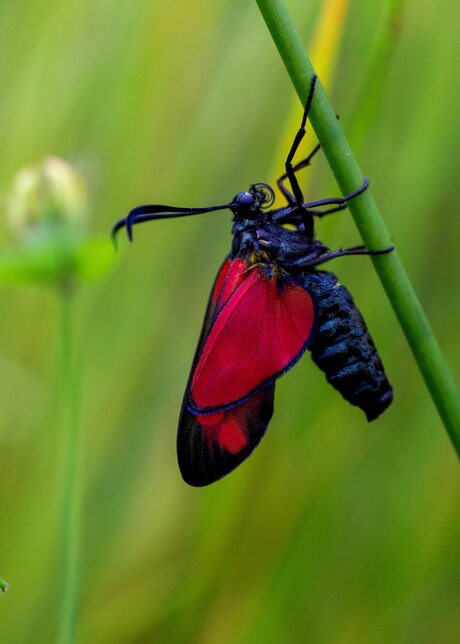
6;157;87;240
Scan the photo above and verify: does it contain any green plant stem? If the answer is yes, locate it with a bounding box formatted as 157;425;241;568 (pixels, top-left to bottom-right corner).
255;0;460;454
56;284;82;644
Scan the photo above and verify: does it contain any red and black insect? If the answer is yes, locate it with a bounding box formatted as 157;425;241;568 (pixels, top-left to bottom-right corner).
113;76;393;487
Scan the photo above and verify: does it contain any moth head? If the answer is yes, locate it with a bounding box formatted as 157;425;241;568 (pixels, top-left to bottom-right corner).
232;183;275;215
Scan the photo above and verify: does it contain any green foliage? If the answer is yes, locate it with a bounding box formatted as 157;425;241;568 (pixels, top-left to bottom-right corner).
0;1;459;643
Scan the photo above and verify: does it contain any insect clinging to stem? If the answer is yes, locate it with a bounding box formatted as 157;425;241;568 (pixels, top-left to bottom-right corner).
112;75;394;487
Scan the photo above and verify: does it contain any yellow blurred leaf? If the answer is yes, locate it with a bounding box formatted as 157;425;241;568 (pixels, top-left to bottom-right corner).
269;0;351;205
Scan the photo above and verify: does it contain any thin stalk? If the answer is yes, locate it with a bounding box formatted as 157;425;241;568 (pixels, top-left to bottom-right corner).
255;0;460;454
56;284;82;644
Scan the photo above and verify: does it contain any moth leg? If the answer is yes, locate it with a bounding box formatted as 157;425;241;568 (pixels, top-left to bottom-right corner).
307;203;348;218
273;174;364;226
295;244;394;269
284;75;318;206
277;113;341;205
277;143;321;205
302;177;369;211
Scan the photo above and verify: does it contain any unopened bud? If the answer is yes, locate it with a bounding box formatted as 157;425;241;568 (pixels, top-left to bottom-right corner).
6;157;87;241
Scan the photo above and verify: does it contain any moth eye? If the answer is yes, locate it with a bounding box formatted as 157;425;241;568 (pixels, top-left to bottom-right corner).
235;192;256;207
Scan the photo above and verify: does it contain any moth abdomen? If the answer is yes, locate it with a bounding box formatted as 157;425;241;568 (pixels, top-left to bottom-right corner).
303;270;393;421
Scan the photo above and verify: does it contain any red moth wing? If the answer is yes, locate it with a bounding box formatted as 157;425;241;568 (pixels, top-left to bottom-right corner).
188;266;315;412
214;257;248;310
177;385;275;486
178;257;272;486
196;257;249;351
211;257;232;306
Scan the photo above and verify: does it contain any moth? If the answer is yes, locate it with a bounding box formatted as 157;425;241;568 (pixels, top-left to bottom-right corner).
113;75;393;486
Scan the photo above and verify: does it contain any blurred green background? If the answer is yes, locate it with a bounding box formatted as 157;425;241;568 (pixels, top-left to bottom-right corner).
0;0;459;642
